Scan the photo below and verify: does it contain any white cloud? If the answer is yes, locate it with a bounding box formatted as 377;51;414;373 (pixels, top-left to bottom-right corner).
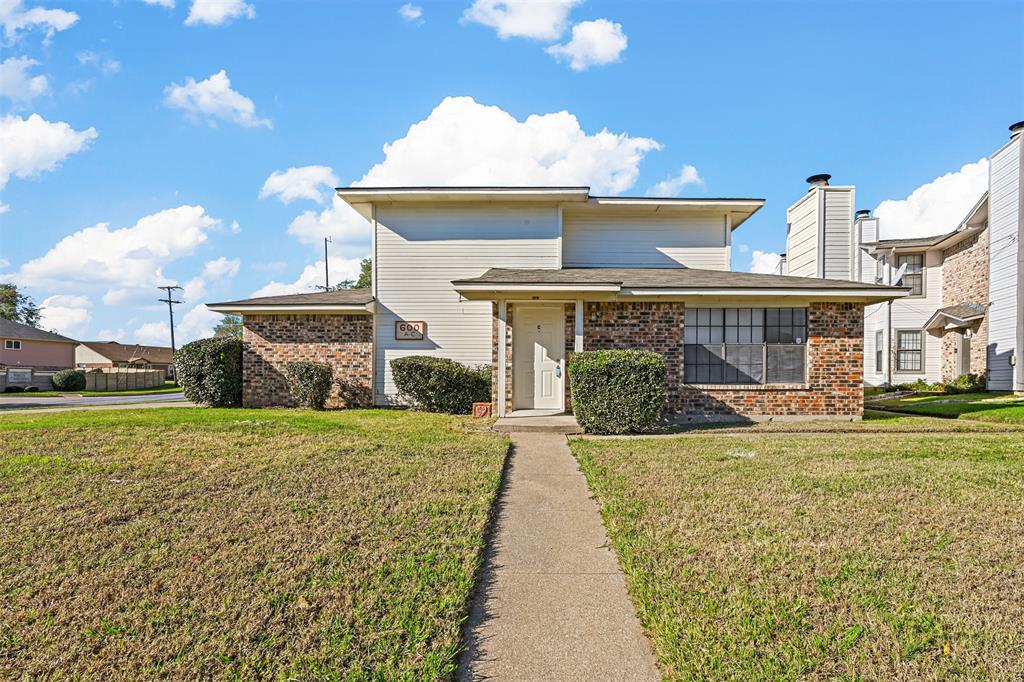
178;304;221;340
251;257;364;298
76;51;120;75
286;196;371;247
0;257;9;268
185;0;254;26
163;70;271;128
16;205;221;289
0;56;48;101
462;0;580;40
398;3;422;22
0;0;78;41
97;327;127;342
647;164;704;196
0;114;97;191
546;19;627;71
133;320;170;345
142;0;174;8
749;250;782;274
183;256;240;302
260;165;338;204
874;158;989;240
39;294;90;337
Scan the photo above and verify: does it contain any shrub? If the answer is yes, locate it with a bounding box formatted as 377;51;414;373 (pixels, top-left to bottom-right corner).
945;372;986;394
568;350;666;434
175;337;243;407
284;361;333;410
390;356;490;414
23;386;39;393
4;385;23;393
52;369;86;391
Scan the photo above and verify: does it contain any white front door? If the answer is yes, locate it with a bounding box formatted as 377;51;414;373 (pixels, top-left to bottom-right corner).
513;306;564;410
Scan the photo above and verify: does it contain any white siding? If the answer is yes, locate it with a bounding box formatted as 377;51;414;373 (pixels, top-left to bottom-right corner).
785;192;820;278
373;203;560;403
987;136;1022;391
822;188;855;280
561;211;729;269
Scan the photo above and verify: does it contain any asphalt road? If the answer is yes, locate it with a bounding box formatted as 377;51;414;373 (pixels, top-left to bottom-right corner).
0;392;188;410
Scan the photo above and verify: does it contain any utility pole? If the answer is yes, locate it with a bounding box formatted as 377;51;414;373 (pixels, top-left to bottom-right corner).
315;236;333;291
158;285;183;381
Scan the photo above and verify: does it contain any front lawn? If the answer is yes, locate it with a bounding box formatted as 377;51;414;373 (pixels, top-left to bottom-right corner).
0;408;508;679
870;392;1024;422
572;430;1024;679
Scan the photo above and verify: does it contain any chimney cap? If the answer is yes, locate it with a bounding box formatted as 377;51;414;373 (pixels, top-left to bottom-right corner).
806;173;832;186
1010;120;1024;136
855;209;872;219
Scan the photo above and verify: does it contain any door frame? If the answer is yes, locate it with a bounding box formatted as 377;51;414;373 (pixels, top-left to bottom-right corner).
511;304;566;412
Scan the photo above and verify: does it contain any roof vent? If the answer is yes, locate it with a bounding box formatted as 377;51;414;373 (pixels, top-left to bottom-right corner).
1011;120;1024;139
806;173;831;189
855;209;872;220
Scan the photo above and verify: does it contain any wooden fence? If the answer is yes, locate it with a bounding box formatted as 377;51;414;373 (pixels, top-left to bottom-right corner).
84;368;166;392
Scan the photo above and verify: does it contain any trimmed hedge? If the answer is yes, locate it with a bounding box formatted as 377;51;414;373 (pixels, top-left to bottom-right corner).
175;337;243;407
568;350;666;434
390;356;490;414
284;361;333;410
52;369;86;391
945;372;986;394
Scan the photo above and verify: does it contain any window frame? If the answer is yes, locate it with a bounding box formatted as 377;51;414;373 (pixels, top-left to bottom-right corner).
894;329;924;374
896;252;926;298
4;339;22;350
874;329;884;373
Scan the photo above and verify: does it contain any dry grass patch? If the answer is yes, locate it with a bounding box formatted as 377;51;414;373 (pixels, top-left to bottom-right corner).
572;431;1024;680
0;408;508;679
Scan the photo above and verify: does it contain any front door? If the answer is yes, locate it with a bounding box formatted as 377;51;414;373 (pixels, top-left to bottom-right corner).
513;306;564;410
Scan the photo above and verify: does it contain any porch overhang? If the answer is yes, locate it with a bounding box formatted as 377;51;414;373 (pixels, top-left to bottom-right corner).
924;303;986;332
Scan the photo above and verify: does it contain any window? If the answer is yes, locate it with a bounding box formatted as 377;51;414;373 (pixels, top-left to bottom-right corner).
896;330;923;372
897;254;924;296
875;329;884;373
4;339;21;350
684;308;807;385
875;254;888;282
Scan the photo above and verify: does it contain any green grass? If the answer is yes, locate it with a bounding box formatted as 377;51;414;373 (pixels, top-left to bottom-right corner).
571;428;1024;680
871;392;1024;422
2;382;183;398
0;408;508;679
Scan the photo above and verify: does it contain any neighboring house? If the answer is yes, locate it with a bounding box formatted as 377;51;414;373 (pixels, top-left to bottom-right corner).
785;120;1023;392
210;187;906;421
0;319;77;390
75;341;176;378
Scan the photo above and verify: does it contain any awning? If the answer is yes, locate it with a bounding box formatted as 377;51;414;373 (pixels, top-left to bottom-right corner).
924;302;986;331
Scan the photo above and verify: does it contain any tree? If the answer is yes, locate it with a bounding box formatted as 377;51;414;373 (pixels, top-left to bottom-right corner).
0;284;42;327
329;258;372;290
213;314;242;339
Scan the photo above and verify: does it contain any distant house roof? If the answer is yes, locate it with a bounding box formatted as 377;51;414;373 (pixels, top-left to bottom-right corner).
0;318;77;343
79;341;175;365
207;289;374;313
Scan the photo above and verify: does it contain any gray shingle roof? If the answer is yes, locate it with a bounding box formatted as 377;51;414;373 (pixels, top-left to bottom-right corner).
0;318;77;343
935;302;986;320
208;289;374;307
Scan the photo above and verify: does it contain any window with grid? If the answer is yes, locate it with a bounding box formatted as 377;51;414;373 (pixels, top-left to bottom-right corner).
4;339;21;350
875;329;884;373
897;254;924;296
684;308;807;385
896;330;922;372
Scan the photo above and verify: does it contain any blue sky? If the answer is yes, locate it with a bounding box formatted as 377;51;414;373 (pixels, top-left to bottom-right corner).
1;0;1021;344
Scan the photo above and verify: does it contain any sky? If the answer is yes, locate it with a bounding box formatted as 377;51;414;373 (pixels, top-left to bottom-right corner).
1;0;1022;344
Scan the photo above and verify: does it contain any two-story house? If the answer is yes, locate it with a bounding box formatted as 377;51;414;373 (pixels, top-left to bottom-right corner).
0;318;77;390
210;187;906;422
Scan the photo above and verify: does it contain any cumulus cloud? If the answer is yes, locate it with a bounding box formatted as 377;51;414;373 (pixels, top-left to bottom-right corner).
163;70;271;128
0;114;97;191
142;0;174;7
0;0;78;41
546;18;627;71
748;250;782;274
251;257;365;298
183;256;240;302
462;0;580;40
0;56;48;101
398;3;422;22
874;158;989;240
133;320;170;345
647;164;704;196
39;294;90;337
185;0;254;26
15;205;221;289
260;165;339;204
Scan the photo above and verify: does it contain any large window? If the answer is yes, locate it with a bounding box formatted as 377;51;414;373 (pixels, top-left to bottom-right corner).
875;329;884;373
896;330;923;372
684;308;807;385
897;254;924;296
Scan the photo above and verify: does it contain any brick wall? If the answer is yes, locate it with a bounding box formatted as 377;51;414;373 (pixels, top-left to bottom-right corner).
940;230;989;381
242;313;373;408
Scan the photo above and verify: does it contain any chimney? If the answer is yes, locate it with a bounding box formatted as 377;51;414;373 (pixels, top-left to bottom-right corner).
806;173;831;189
777;253;788;276
1011;120;1024;139
855;209;872;221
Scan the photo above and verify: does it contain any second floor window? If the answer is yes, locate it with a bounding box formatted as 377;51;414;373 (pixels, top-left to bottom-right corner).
897;254;924;296
4;339;21;350
684;308;807;385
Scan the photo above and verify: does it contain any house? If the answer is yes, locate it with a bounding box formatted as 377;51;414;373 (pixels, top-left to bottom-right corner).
785;120;1023;392
0;318;77;390
210;187;908;421
75;341;176;378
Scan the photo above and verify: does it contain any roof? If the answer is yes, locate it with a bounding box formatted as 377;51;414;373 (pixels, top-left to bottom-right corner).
79;341;175;365
207;288;374;313
924;302;986;330
0;318;77;344
864;192;989;253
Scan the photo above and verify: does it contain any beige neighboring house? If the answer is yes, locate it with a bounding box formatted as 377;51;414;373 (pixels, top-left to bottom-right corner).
0;318;78;390
76;341;175;378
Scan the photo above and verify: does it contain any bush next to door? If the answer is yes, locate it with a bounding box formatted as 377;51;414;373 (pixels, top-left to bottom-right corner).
390;356;491;414
284;361;333;410
175;337;243;407
52;369;86;391
568;350;666;434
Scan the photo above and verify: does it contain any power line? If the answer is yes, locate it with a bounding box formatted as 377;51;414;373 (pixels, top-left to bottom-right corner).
157;286;183;375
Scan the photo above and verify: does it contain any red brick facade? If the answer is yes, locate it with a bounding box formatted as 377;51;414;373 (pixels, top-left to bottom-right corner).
940;230;989;381
242;313;373;408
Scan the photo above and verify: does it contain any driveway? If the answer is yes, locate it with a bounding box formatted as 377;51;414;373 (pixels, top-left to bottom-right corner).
0;392;188;410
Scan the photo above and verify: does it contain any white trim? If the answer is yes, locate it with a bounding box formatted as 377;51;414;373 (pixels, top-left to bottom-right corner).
454;283;621;293
618;287;909;298
574;299;584;352
497;299;507;418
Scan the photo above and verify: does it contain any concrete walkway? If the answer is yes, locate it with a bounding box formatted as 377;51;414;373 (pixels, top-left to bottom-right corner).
458;433;660;681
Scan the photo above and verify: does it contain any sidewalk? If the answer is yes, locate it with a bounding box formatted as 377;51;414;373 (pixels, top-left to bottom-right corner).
458;432;659;681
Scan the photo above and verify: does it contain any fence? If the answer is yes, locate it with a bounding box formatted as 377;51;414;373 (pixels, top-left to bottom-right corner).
85;368;166;392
